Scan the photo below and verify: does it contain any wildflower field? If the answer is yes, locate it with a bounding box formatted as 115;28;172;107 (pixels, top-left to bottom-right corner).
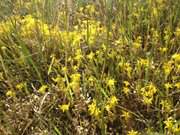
0;0;180;134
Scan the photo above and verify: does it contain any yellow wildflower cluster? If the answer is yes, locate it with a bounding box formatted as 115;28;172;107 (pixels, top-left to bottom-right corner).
137;58;149;69
133;36;142;49
69;73;81;91
87;51;95;61
79;20;106;45
105;96;118;111
0;16;20;37
16;82;26;91
160;99;172;113
0;21;12;36
122;81;131;96
163;60;174;78
74;49;83;62
119;61;132;78
53;76;66;91
88;100;101;118
0;0;180;134
164;117;180;133
20;15;50;38
140;83;157;105
59;31;82;47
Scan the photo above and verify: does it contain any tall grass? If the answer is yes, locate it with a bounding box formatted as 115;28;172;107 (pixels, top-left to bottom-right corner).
0;0;180;134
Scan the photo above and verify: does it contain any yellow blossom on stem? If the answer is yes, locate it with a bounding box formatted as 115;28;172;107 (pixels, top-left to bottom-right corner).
59;103;70;112
88;100;101;118
127;129;139;135
172;53;180;63
121;110;131;122
164;83;173;91
142;97;153;106
174;82;180;89
109;96;118;107
123;81;130;87
70;73;81;91
74;49;83;61
159;47;168;53
163;61;174;78
133;36;142;49
16;82;26;90
87;52;95;60
107;78;116;88
122;87;130;96
105;96;118;111
38;85;48;94
164;117;174;131
6;90;16;97
160;99;172;113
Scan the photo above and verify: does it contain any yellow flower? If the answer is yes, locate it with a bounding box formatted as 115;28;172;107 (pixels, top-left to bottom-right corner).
52;76;66;90
20;15;50;38
152;7;158;17
0;19;13;36
163;61;174;77
125;63;132;78
122;87;130;95
123;81;130;87
52;76;62;83
88;100;101;117
16;82;26;90
137;58;149;67
74;49;83;61
159;47;168;53
87;52;95;60
172;53;180;63
62;67;68;73
6;90;16;97
85;4;96;15
142;97;153;106
140;83;157;105
141;83;157;97
164;117;174;130
59;103;70;112
173;126;180;133
133;36;142;49
105;96;118;111
38;85;48;94
174;82;180;89
164;83;173;91
71;73;81;82
109;96;118;107
107;79;116;88
105;104;111;112
160;99;172;113
121;110;131;121
70;73;81;91
127;129;139;135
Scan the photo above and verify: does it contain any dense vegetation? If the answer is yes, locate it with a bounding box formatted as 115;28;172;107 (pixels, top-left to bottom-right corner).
0;0;180;134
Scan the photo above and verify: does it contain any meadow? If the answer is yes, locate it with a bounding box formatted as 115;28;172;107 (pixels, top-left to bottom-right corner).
0;0;180;134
